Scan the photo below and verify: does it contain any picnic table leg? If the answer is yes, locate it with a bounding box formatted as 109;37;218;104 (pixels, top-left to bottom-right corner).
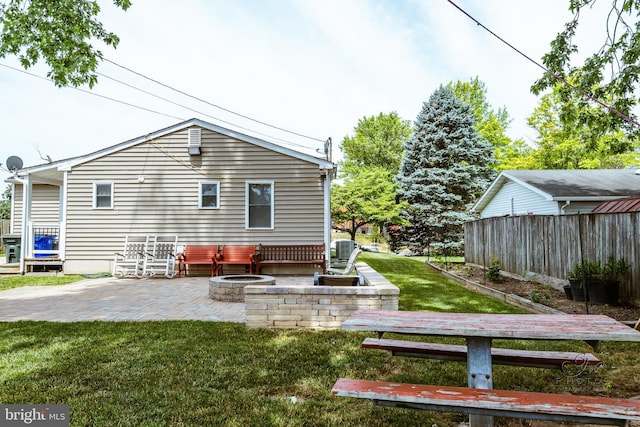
467;337;493;427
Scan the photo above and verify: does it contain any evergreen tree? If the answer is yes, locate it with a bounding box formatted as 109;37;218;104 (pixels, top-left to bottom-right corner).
447;77;534;171
396;86;495;255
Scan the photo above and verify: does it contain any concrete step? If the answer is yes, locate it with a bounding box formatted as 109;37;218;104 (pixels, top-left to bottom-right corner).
0;263;20;274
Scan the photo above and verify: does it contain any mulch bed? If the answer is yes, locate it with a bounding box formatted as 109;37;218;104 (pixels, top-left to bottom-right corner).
442;263;640;323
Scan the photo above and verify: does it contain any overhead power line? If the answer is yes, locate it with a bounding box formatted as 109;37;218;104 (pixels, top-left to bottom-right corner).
95;71;314;149
103;58;327;143
446;0;640;129
0;62;183;120
0;61;328;155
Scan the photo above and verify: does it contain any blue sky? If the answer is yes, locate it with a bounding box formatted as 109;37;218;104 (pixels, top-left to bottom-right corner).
0;0;600;168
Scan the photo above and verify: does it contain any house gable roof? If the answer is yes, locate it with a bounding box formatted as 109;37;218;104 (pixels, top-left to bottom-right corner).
15;118;335;177
473;169;640;212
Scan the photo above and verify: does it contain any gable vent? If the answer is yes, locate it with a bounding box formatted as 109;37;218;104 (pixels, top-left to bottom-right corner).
188;127;202;155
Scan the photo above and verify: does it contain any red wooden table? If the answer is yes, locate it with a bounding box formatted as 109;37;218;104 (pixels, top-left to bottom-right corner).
341;310;640;426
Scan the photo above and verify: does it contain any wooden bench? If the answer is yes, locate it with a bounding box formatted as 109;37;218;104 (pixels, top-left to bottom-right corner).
362;338;600;370
332;378;640;426
255;244;326;274
215;245;256;276
177;245;218;277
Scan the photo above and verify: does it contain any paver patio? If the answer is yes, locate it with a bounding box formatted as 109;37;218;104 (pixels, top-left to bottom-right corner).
0;276;246;322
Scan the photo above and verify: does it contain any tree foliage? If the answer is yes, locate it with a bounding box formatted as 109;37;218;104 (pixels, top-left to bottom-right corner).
396;86;495;255
332;112;411;239
338;112;411;177
447;77;534;171
531;0;640;142
447;77;511;150
0;0;132;87
0;185;11;220
528;77;638;169
332;167;408;241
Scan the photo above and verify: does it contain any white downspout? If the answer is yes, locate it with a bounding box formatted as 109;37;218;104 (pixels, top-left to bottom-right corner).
19;174;31;274
561;200;571;214
59;171;68;262
323;170;332;270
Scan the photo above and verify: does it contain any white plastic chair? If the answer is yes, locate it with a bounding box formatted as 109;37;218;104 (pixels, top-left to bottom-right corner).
327;248;362;275
143;236;178;278
113;236;150;278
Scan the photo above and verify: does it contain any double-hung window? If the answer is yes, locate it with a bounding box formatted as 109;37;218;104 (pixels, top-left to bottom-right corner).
246;181;274;229
93;181;113;209
199;181;220;209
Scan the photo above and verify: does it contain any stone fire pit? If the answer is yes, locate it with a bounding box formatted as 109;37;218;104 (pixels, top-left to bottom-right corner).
209;275;275;302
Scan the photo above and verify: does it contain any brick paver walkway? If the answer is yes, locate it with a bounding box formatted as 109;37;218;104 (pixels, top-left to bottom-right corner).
0;276;245;322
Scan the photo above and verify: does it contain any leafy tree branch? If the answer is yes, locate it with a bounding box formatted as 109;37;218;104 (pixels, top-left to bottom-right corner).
0;0;132;87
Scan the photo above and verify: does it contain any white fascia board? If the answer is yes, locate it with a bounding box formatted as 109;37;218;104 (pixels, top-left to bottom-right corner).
60;118;335;171
191;119;335;170
500;172;555;201
551;195;631;202
472;172;508;212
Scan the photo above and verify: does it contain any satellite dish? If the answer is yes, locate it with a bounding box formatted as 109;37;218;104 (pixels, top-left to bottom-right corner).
6;156;23;172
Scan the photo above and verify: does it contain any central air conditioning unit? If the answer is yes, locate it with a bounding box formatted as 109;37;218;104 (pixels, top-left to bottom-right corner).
188;127;202;155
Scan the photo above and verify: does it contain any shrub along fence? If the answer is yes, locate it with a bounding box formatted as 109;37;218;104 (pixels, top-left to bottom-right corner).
464;212;640;302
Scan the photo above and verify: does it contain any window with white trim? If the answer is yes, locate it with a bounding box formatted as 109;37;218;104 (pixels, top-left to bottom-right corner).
93;181;114;209
246;181;273;229
199;181;220;209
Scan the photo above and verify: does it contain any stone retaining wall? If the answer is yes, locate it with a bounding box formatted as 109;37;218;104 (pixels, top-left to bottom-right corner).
245;262;399;329
209;275;276;302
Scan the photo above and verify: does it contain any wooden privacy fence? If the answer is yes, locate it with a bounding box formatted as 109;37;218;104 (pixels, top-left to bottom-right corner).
0;219;10;247
464;212;640;302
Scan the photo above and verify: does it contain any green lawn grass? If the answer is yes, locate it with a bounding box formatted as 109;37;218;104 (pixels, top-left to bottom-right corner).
0;253;638;426
0;274;85;291
360;252;524;313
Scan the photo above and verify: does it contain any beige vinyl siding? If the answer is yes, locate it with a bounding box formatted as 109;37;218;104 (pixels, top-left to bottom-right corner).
12;184;61;230
64;128;326;268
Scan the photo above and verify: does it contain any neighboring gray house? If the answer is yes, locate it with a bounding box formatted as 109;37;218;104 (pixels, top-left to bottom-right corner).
6;118;335;274
472;169;640;219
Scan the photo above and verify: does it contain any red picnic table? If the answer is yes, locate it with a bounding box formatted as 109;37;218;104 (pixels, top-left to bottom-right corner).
336;310;640;427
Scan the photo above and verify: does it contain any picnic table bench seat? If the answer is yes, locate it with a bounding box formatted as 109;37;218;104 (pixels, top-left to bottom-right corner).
332;378;640;426
215;245;256;276
362;338;600;370
177;245;219;277
255;243;326;274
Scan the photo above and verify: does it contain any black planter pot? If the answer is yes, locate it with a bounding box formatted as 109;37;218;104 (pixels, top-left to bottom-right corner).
568;279;586;302
586;279;620;305
563;284;573;300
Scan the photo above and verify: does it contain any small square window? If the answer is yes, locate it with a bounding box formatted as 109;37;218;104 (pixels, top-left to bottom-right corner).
199;181;220;209
93;182;113;209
